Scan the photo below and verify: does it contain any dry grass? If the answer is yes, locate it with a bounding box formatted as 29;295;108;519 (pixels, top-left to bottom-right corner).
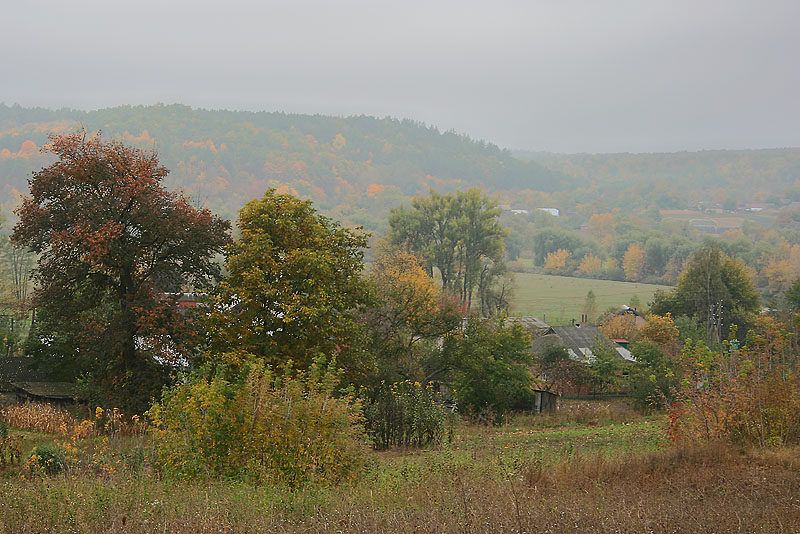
0;443;798;533
0;401;797;532
549;399;639;426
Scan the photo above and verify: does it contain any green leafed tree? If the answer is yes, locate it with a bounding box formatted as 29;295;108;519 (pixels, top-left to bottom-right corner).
650;246;759;344
206;189;371;381
387;188;506;313
12;133;231;412
452;316;533;424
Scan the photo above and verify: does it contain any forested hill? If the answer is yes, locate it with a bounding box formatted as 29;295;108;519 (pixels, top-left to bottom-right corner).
517;149;800;202
0;104;569;230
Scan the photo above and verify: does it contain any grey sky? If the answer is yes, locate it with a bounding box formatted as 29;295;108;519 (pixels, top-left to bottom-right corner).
3;0;799;153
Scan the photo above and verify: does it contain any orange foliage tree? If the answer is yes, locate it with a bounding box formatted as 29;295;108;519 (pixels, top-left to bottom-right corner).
12;133;231;412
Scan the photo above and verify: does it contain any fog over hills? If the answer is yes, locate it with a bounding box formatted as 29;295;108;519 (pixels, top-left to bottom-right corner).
1;104;799;236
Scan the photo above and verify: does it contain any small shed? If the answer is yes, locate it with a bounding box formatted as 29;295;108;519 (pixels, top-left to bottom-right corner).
0;357;77;405
13;381;77;405
533;389;558;414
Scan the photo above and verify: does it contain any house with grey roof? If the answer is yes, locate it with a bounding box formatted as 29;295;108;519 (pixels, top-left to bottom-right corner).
505;316;551;338
530;324;634;363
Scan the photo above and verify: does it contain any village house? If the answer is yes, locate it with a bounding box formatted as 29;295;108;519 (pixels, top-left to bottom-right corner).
0;357;76;405
530;323;635;363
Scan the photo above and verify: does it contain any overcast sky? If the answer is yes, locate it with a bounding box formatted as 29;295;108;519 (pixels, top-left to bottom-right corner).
3;0;799;153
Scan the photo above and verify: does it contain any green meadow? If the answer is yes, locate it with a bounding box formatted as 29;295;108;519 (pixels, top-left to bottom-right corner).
510;272;671;324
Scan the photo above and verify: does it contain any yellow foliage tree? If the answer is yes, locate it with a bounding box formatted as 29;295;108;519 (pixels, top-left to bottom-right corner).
544;248;571;274
333;133;347;152
599;314;639;341
622;243;646;281
640;313;679;347
762;243;800;296
577;253;603;276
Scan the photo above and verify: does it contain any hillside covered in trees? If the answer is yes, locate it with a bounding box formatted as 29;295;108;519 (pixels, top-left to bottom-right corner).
518;148;800;209
4;104;800;238
5;104;800;298
0;104;569;233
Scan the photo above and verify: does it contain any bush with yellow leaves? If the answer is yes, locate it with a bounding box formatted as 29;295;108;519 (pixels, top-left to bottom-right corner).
148;356;368;486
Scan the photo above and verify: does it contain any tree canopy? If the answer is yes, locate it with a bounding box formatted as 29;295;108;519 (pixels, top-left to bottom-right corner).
650;246;759;343
387;189;507;313
12;133;230;411
206;189;371;380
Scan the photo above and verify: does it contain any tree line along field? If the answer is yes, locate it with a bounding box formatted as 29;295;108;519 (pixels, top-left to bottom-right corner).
510;272;671;324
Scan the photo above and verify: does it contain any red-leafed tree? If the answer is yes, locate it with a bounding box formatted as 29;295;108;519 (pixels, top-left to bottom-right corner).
12;133;231;411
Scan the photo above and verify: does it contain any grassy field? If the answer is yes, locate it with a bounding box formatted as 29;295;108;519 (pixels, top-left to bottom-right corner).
2;400;799;532
510;272;671;324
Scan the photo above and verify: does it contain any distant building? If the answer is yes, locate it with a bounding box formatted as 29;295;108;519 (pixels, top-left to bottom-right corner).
537;207;560;217
744;202;772;212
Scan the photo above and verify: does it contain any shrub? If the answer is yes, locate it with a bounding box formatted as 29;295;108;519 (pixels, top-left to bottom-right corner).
669;327;800;447
149;357;368;486
0;417;22;468
628;340;679;412
27;445;67;475
361;380;455;450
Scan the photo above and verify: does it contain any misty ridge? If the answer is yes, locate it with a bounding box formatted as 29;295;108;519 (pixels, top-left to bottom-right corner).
2;103;799;232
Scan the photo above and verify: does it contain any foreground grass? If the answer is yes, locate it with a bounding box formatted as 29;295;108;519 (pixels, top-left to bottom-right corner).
1;404;799;533
509;272;670;324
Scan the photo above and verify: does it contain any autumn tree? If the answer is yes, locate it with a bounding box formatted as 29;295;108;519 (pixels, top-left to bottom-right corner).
363;250;461;383
206;189;370;381
622;243;646;281
544;248;571;274
599;313;640;341
13;133;230;411
586;213;616;246
639;313;680;349
578;253;603;277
